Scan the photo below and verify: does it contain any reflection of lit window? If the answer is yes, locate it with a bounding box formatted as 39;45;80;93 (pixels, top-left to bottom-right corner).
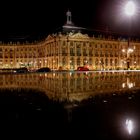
69;72;72;77
128;83;133;89
123;81;134;89
122;83;125;88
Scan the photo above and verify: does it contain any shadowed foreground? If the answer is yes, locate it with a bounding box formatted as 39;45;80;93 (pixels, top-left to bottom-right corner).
0;88;140;140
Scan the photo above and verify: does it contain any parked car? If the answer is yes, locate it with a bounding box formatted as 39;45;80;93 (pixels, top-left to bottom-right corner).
15;67;29;73
36;67;51;72
77;67;89;71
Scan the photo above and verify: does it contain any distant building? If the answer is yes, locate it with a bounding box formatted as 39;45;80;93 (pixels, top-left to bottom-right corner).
0;10;140;70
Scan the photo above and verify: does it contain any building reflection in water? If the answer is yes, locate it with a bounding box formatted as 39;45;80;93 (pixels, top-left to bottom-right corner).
0;71;140;102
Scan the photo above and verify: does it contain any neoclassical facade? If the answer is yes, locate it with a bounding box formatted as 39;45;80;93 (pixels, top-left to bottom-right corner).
0;11;140;70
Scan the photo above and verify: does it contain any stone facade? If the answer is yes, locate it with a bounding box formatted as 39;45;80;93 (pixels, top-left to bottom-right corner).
43;32;140;70
0;32;139;70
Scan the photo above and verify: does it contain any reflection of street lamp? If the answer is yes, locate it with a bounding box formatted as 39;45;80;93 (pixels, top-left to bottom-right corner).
125;119;134;135
124;1;136;69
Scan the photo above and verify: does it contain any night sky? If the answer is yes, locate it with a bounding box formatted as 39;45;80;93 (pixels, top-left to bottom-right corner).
0;0;140;41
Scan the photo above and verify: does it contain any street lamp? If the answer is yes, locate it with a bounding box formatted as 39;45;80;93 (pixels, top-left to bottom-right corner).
124;1;136;69
124;1;136;16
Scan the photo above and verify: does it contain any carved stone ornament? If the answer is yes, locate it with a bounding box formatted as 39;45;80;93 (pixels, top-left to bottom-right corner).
68;32;89;39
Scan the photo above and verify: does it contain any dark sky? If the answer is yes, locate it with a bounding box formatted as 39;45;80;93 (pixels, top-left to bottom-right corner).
0;0;140;40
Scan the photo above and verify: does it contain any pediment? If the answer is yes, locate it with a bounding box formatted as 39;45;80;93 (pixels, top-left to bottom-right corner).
69;32;89;39
46;35;53;40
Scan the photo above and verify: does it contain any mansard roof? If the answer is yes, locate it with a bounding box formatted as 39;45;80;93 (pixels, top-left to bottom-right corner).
54;24;86;35
54;24;140;42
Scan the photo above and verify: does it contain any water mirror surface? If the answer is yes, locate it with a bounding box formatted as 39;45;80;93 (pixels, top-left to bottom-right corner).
1;71;140;139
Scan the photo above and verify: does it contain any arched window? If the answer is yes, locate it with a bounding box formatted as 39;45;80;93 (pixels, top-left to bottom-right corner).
83;58;87;65
100;51;103;57
110;51;113;57
62;57;66;66
100;58;104;64
89;48;93;56
83;42;86;46
62;48;66;56
115;59;117;65
71;57;74;65
77;58;80;66
70;47;74;56
0;53;2;58
105;51;108;57
95;58;98;65
83;48;87;56
70;42;73;46
110;59;113;66
105;59;108;66
89;58;92;65
76;45;81;56
95;51;98;57
70;57;74;69
29;53;32;58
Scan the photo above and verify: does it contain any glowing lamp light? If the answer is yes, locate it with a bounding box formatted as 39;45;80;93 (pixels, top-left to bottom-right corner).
122;83;126;88
124;1;135;16
122;49;125;52
128;48;134;53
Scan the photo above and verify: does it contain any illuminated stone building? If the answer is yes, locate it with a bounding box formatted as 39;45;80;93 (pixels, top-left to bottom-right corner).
0;10;140;70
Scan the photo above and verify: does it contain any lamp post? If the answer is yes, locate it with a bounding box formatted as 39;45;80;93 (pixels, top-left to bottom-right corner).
124;1;136;69
122;47;134;69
